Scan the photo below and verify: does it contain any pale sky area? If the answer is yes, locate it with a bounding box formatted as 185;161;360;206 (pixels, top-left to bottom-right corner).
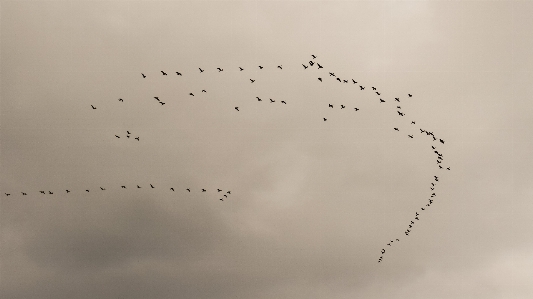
1;1;533;298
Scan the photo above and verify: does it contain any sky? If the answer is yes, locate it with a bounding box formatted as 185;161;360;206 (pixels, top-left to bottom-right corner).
1;1;533;298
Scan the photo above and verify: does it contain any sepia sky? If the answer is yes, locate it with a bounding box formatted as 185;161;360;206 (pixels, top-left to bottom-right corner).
1;1;533;298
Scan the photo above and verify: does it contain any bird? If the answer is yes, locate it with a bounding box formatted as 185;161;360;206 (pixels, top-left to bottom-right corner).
277;65;282;69
410;221;414;224
202;189;206;192
217;68;223;72
223;194;228;198
127;131;131;134
154;97;159;101
447;167;450;170
352;79;357;84
395;98;400;102
202;90;206;92
329;104;333;108
115;135;120;138
22;192;27;195
432;146;436;150
317;63;323;69
318;78;322;82
135;137;139;141
302;64;308;69
341;105;345;109
40;191;45;194
281;101;287;104
220;198;224;201
376;92;381;95
408;135;413;138
118;98;123;102
343;80;348;83
372;87;376;90
416;212;419;216
396;239;399;241
380;99;385;103
86;190;90;192
189;93;194;96
160;102;165;105
354;108;360;111
250;79;255;83
65;190;70;193
329;72;335;77
239;67;244;71
408;94;412;97
150;184;154;188
199;68;204;73
186;188;191;192
398;111;404;116
337;78;341;82
440;139;445;144
170;188;174;191
161;71;167;75
235;107;239;111
394;128;399;131
48;191;53;194
91;105;96;109
309;61;314;66
141;73;146;78
269;99;275;103
415;217;419;220
359;86;365;90
387;243;391;246
258;66;263;69
397;106;402;109
176;72;182;76
311;55;316;59
137;185;141;188
323;118;327;121
100;187;105;190
421;208;425;211
256;97;262;101
411;121;416;124
439;165;443;169
121;186;126;189
217;189;222;192
227;191;231;194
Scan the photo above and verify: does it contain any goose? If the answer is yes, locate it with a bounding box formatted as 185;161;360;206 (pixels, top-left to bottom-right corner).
161;71;167;75
318;78;322;82
141;73;146;78
176;72;182;76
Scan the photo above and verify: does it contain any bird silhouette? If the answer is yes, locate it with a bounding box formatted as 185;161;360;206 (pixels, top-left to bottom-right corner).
141;73;146;78
161;71;167;75
408;135;413;138
115;135;120;138
135;137;139;141
150;184;154;188
223;194;228;198
202;90;206;92
395;98;400;102
281;101;287;104
329;104;333;108
360;86;365;90
380;99;385;103
199;68;204;73
189;93;194;96
121;186;126;189
318;78;322;82
256;97;262;101
354;108;360;111
337;78;341;82
311;55;316;59
277;65;282;69
343;80;348;83
86;190;90;192
323;118;327;121
40;191;45;194
302;64;308;69
250;79;255;83
397;106;401;109
217;189;222;192
372;87;376;90
376;92;380;95
329;72;335;77
48;191;53;194
227;191;231;194
412;121;416;125
394;128;399;131
100;187;105;190
137;185;141;188
170;188;174;191
65;190;70;193
220;198;224;201
235;107;239;111
91;105;96;109
408;94;412;97
160;102;165;105
217;68;223;72
317;63;323;69
341;105;345;109
186;188;190;192
309;61;314;66
258;66;263;69
22;192;27;195
239;67;244;71
118;98;123;102
176;72;182;76
440;139;445;144
202;189;206;192
270;99;275;103
397;111;404;116
154;97;159;101
447;167;451;170
352;79;357;84
127;131;131;134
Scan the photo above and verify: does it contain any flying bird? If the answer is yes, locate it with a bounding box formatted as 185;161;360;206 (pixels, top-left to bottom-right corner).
115;135;120;138
408;94;412;97
277;65;282;69
121;186;126;189
323;118;327;121
160;102;165;105
86;190;90;192
65;190;70;193
440;139;445;144
395;98;400;102
258;66;263;69
235;107;239;111
141;73;146;78
189;93;194;96
250;79;255;83
337;78;341;82
202;189;206;192
199;68;204;73
22;192;27;195
135;137;139;141
176;72;182;76
170;188;174;191
309;61;314;66
408;135;413;138
202;90;206;92
317;63;323;69
394;128;399;131
329;104;333;108
376;92;380;95
318;78;322;82
227;191;231;194
341;105;345;109
239;67;244;71
161;71;167;75
270;99;275;103
100;187;105;190
281;101;287;104
354;108;359;111
217;68;223;72
311;55;316;59
217;189;222;192
380;99;385;103
302;64;308;69
118;98;123;102
256;97;262;101
154;97;159;101
91;105;96;109
372;87;376;90
186;188;191;192
137;185;141;188
150;184;154;188
359;86;365;90
329;72;335;77
397;111;404;116
352;79;357;84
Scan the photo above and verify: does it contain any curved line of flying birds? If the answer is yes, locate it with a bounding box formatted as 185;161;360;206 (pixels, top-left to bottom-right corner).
7;55;451;263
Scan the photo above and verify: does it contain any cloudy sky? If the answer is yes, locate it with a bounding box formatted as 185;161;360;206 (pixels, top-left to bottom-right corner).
1;1;532;298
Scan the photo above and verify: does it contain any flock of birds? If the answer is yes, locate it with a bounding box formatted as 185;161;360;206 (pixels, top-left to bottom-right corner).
4;186;233;201
5;54;451;263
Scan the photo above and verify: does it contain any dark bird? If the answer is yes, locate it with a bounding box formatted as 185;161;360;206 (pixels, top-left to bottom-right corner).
118;98;123;102
91;105;96;109
100;187;105;190
447;167;450;170
408;94;412;97
235;107;239;111
220;198;223;201
408;135;413;138
440;139;445;144
421;208;425;211
323;118;327;121
420;129;425;133
154;97;160;101
160;102;165;105
137;185;141;188
199;68;204;73
202;90;206;92
22;192;27;195
398;106;402;109
239;67;244;71
396;239;399;241
141;73;146;78
277;65;282;69
394;128;399;131
380;99;385;103
217;189;222;192
431;183;435;186
309;61;314;66
352;79;357;84
127;131;131;134
270;99;275;103
318;78;322;82
4;193;11;196
65;190;69;193
397;111;404;116
217;68;223;72
376;92;381;95
202;189;206;192
415;217;419;220
432;146;436;150
170;188;174;191
311;55;316;59
176;72;182;76
115;135;120;138
186;188;190;192
439;165;443;169
387;243;391;246
224;194;228;198
302;64;308;69
86;190;90;192
372;87;376;90
337;78;341;82
135;137;139;141
329;72;335;77
256;97;262;101
40;191;45;194
341;105;345;109
416;212;419;216
411;221;415;224
360;86;365;90
250;79;255;83
189;93;194;96
281;101;286;104
343;80;348;83
317;63;323;69
395;98;400;102
161;71;167;75
434;176;439;181
150;184;154;188
354;108;360;111
329;104;333;108
258;66;263;69
411;121;415;124
121;186;126;189
227;191;231;194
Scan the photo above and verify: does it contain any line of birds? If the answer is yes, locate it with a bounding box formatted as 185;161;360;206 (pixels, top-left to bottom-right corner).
3;186;233;201
115;131;140;141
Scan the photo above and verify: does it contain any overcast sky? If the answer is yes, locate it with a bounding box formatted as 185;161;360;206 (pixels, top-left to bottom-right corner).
1;1;533;298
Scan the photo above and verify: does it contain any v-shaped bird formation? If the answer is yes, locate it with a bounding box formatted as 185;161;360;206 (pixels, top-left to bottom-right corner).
5;54;451;264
